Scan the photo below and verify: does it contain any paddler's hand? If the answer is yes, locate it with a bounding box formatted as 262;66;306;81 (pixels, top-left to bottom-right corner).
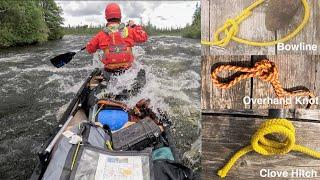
127;20;136;28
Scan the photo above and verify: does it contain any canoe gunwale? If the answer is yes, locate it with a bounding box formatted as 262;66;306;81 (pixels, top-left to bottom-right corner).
30;68;100;180
30;68;179;180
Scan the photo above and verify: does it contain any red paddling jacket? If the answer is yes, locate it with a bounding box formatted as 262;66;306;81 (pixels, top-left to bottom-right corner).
86;22;148;70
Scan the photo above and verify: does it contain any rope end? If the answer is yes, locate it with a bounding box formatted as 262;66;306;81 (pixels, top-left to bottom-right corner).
217;169;227;178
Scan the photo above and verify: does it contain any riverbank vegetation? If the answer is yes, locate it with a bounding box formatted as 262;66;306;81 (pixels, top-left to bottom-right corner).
0;0;63;47
182;4;201;39
0;2;200;48
64;4;201;39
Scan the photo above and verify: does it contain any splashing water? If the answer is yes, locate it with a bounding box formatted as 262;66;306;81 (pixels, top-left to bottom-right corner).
0;35;201;179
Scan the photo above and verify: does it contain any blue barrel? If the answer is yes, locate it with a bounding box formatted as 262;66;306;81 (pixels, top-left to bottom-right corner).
97;109;129;131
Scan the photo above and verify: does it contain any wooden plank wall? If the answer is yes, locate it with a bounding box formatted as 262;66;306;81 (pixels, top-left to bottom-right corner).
201;55;320;110
201;55;252;109
277;0;320;55
202;110;320;180
201;0;320;55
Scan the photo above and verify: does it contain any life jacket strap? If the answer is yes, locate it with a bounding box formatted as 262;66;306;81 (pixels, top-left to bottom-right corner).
97;99;129;111
103;23;128;38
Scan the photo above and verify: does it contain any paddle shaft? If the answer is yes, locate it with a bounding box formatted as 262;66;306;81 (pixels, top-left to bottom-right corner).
45;103;82;153
50;46;87;68
79;46;86;52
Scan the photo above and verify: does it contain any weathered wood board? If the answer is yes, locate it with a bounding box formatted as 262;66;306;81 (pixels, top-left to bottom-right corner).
202;109;320;121
201;55;252;110
252;55;319;109
201;0;210;55
201;55;320;110
202;111;320;180
201;0;320;55
277;0;320;55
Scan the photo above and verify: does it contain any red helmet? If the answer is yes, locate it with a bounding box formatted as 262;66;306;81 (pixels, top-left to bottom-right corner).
105;3;121;20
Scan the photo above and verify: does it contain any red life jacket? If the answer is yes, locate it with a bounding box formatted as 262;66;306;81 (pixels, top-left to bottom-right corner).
101;23;134;70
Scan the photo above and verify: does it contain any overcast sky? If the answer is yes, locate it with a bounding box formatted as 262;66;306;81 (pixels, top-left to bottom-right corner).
55;1;199;28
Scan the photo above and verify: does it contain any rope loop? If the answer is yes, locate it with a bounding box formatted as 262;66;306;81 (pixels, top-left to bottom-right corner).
214;19;239;47
217;119;320;178
201;0;310;47
211;59;314;103
251;119;296;156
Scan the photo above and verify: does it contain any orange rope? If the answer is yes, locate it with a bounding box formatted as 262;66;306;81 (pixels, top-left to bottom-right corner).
211;59;314;100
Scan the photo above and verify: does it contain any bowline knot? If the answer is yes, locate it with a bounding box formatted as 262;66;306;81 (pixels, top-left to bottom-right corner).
214;19;240;47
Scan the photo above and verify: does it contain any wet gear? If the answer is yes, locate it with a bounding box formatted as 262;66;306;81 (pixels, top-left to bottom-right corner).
31;69;194;180
94;99;129;131
112;117;162;151
152;147;175;161
97;109;129;131
154;160;195;180
105;3;122;20
41;122;111;180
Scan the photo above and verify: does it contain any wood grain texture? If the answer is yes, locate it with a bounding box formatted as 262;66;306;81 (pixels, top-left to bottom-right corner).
201;55;252;110
252;55;319;109
201;0;210;55
277;0;320;55
201;0;319;55
202;109;320;121
201;55;320;110
202;114;320;180
204;0;274;55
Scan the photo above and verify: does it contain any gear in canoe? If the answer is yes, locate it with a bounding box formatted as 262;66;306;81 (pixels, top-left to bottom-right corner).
30;69;195;180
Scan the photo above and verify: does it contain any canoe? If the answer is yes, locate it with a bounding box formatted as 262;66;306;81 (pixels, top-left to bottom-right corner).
30;68;182;180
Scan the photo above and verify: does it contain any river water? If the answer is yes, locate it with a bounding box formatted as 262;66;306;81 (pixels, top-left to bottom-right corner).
0;35;201;179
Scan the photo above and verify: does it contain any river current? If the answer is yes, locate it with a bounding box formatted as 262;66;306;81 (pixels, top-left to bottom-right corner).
0;35;201;179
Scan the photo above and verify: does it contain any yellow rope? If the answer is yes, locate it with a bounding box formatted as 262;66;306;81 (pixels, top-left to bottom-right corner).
218;119;320;178
201;0;310;47
106;141;113;150
71;142;81;170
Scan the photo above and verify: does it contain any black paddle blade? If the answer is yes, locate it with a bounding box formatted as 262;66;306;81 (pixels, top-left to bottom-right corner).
50;52;76;68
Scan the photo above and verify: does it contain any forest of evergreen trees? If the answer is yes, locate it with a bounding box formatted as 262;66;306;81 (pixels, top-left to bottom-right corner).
0;1;200;48
144;3;201;39
182;3;201;39
64;3;201;39
0;0;63;47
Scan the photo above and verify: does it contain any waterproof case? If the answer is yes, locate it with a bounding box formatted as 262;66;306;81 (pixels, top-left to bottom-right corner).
112;118;161;151
70;146;153;180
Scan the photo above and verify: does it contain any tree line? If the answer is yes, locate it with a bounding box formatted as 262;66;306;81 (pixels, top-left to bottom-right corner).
0;0;63;47
144;3;201;39
182;3;201;39
0;2;200;48
64;3;201;39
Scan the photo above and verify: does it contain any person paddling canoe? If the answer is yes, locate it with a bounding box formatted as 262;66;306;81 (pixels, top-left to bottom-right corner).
86;3;148;80
49;3;148;102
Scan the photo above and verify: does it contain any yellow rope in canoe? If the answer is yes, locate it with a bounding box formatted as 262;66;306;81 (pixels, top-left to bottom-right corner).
201;0;310;47
106;141;113;150
218;119;320;178
71;142;81;170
